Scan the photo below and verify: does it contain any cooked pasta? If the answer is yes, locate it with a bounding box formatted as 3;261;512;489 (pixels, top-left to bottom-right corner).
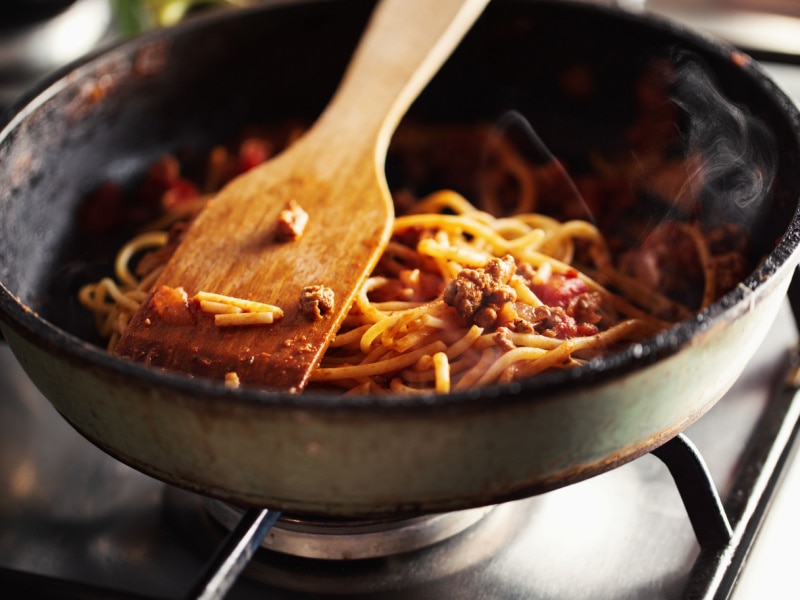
307;190;672;393
77;125;751;394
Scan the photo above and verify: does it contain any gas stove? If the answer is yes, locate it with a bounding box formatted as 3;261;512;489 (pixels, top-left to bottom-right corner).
2;2;800;599
1;290;799;600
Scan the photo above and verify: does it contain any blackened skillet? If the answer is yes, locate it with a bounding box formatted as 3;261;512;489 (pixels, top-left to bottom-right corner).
1;0;800;517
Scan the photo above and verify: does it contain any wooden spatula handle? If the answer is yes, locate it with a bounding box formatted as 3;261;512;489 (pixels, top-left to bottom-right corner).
113;0;491;391
314;0;490;158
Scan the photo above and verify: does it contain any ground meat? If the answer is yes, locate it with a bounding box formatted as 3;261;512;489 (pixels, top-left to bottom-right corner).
299;285;335;320
706;223;752;256
275;200;309;241
711;252;750;294
149;285;196;326
618;222;703;307
224;372;241;389
443;255;517;328
618;221;752;308
444;256;603;337
521;304;598;339
566;291;603;327
513;267;603;335
493;327;516;351
507;308;536;334
515;262;536;282
532;305;576;338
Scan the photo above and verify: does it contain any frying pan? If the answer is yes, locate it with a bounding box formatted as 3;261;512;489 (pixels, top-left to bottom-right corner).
1;0;800;517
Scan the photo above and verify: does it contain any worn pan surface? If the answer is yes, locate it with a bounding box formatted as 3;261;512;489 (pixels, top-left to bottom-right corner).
1;0;800;517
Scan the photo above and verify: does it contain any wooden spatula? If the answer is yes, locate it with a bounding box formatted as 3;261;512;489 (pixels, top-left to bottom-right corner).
113;0;491;392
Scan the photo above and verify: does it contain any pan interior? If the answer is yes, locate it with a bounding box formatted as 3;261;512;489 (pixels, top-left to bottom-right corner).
1;0;799;397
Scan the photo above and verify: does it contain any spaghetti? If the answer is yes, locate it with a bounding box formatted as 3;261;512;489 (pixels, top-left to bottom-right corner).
77;126;750;394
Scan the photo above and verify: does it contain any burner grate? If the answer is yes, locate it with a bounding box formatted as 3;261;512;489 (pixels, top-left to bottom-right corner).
180;376;800;600
678;268;800;599
657;370;800;599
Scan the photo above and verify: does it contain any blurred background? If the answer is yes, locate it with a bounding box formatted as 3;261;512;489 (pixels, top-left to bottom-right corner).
0;0;246;109
3;0;800;111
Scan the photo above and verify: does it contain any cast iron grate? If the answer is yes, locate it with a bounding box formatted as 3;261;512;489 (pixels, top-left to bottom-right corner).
2;272;800;600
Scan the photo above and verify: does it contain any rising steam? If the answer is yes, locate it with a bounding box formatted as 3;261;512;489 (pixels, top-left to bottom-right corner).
669;51;777;225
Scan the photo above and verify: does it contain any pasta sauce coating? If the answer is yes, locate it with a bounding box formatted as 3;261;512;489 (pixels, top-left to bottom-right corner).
77;125;754;394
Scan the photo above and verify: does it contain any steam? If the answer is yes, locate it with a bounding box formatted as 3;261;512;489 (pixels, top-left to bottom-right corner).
669;51;777;225
486;109;589;216
478;51;776;233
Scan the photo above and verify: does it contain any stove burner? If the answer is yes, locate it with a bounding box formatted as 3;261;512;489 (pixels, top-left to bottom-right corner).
161;485;523;596
240;503;524;596
206;501;495;560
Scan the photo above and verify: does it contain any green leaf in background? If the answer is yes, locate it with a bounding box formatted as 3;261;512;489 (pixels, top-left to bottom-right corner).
110;0;251;37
